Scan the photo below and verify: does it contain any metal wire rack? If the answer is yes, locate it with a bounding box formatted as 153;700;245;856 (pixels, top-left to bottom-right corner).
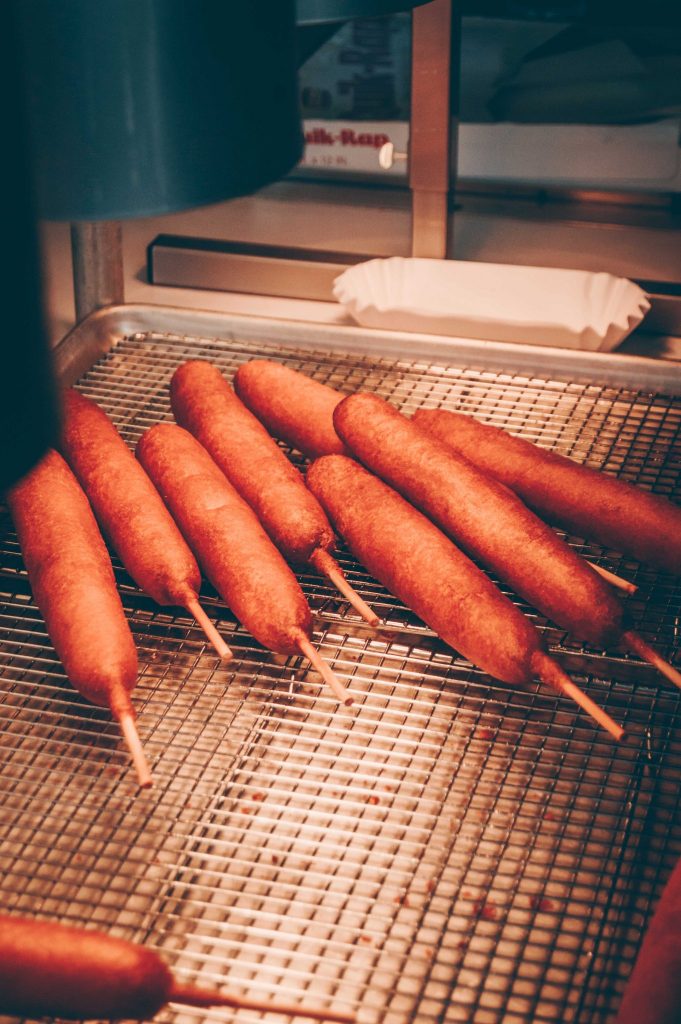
1;317;680;1024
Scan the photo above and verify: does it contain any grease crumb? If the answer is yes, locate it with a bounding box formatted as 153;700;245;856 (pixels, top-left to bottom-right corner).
529;895;554;912
473;899;497;921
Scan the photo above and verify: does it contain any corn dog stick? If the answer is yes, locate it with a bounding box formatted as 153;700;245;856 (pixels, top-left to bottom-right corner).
310;548;380;626
115;708;153;788
623;630;681;691
184;594;233;660
294;631;353;706
587;561;637;595
533;652;625;741
170;982;355;1022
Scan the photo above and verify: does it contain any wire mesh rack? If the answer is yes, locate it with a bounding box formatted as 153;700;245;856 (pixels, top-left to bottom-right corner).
1;317;680;1024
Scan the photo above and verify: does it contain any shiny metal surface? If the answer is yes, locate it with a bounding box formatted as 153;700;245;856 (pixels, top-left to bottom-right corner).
1;309;680;1024
147;238;364;303
71;221;125;323
409;0;454;258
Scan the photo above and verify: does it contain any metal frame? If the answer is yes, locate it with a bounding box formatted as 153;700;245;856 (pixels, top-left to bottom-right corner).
409;0;454;258
78;0;457;318
70;221;124;323
2;305;680;1024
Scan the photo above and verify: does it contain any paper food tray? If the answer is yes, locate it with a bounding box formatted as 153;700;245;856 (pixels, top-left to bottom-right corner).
333;257;650;351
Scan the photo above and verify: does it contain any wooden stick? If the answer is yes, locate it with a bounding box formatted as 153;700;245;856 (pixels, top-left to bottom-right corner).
115;709;153;788
623;630;681;692
587;561;637;595
169;982;355;1022
294;631;353;706
184;594;233;660
310;548;380;627
532;651;625;741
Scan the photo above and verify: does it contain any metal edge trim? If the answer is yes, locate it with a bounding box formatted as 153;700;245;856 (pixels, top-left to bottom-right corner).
52;301;681;393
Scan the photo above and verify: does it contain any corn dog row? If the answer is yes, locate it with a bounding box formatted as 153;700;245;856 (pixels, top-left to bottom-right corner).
6;354;679;784
177;360;620;737
5;386;362;788
234;358;681;700
171;360;378;625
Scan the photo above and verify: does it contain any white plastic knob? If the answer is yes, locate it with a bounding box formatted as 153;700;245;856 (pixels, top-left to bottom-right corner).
378;142;408;170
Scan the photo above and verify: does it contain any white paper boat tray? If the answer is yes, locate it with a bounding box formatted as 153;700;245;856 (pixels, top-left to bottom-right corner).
333;258;650;353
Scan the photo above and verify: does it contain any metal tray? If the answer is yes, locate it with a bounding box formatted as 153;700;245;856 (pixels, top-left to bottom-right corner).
1;304;680;1024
